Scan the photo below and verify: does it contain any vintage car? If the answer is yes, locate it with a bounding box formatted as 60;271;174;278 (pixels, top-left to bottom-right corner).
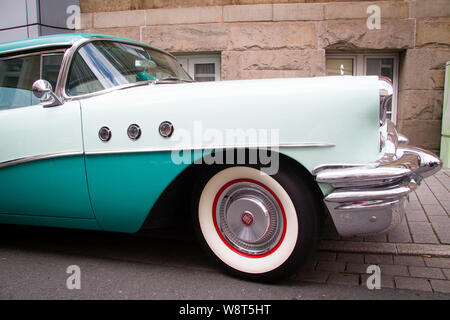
0;33;442;281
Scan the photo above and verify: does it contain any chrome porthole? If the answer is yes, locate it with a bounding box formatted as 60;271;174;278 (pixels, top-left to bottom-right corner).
127;124;141;140
98;126;111;142
159;121;174;138
213;179;285;257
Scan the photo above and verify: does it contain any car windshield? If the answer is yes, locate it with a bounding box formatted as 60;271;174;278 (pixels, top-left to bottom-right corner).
66;40;192;96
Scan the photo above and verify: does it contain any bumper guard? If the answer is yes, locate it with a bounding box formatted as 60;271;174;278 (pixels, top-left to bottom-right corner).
313;120;442;237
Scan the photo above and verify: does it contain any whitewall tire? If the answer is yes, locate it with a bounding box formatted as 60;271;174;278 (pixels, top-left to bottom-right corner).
192;164;319;281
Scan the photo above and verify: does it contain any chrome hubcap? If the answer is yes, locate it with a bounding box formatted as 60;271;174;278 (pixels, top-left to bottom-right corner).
215;180;285;256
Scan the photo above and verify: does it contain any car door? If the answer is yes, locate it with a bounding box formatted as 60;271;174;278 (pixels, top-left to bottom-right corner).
0;50;95;220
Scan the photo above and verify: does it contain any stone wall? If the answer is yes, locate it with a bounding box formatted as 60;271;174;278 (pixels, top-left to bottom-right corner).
78;0;450;154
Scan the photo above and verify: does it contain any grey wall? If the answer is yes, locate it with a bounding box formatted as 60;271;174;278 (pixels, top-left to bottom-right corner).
0;0;80;43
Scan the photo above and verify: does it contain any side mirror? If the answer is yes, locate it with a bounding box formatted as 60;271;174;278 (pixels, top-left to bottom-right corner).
32;79;63;107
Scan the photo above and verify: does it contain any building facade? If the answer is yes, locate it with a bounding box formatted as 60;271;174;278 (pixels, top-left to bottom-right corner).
77;0;449;155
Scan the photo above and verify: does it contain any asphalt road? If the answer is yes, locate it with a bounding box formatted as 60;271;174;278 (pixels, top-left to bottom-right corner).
0;223;449;301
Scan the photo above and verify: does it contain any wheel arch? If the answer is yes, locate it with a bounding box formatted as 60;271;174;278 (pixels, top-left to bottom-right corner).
138;149;326;232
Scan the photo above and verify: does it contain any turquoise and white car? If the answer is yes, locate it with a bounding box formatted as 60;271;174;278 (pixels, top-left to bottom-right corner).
0;34;442;281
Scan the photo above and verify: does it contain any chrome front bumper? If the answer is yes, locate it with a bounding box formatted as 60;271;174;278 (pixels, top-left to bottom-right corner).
313;120;442;237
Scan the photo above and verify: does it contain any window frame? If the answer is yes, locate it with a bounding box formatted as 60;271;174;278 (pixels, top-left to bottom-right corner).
0;49;66;109
326;53;399;124
176;54;221;82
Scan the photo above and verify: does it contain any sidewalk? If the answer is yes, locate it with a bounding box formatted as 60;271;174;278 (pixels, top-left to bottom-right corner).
294;169;450;294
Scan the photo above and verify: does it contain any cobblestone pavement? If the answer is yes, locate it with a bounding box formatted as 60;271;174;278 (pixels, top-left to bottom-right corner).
301;169;450;294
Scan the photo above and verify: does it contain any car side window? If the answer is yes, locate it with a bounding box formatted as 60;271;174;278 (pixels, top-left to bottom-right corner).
0;54;40;110
42;53;64;90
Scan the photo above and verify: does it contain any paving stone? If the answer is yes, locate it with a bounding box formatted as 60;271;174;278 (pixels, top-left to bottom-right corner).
405;200;423;211
424;176;449;197
439;199;450;214
393;255;425;267
388;218;412;243
316;261;346;272
327;273;360;286
313;251;337;262
408;266;446;279
337;253;364;264
442;269;450;280
364;254;394;265
427;216;450;244
379;264;409;277
406;209;428;222
394;277;433;292
422;204;447;216
424;257;450;268
435;174;450;192
430;279;450;293
346;263;370;274
298;259;317;272
408;221;440;244
294;271;330;284
363;233;388;242
415;184;439;205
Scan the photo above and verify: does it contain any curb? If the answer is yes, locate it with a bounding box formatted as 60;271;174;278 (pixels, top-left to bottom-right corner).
319;240;450;257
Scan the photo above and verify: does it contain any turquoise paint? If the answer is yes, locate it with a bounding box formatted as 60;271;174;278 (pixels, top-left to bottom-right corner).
0;155;95;220
85;152;192;233
0;33;156;55
0;214;100;231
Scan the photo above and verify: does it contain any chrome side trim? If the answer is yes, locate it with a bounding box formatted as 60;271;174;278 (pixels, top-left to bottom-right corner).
84;142;335;156
0;143;334;169
0;152;83;169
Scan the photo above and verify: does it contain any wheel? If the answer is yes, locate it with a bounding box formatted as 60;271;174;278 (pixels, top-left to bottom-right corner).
191;163;320;282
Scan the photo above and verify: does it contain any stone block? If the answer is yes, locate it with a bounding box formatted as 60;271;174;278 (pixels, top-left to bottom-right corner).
416;18;450;47
221;49;325;80
230;22;317;50
324;1;409;20
223;4;272;22
364;254;394;265
397;119;442;151
393;255;425;267
319;19;415;50
395;276;433;291
93;10;145;28
78;13;93;30
141;23;230;52
409;266;446;279
146;6;222;25
425;257;450;268
82;26;141;42
397;90;442;121
412;0;450;18
327;273;360;286
430;279;450;293
273;3;324;21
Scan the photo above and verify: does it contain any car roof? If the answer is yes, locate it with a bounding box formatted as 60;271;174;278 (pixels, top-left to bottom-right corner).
0;33;150;56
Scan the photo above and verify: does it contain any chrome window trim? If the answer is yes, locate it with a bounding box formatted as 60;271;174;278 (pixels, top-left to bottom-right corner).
0;49;67;108
56;37;184;102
